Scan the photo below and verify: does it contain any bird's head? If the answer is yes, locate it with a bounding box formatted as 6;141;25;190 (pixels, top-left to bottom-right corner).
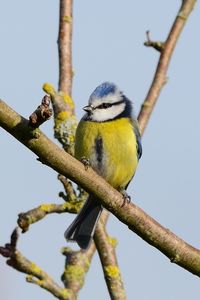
83;82;132;122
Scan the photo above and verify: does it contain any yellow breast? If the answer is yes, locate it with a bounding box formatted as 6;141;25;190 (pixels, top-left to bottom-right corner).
75;118;138;190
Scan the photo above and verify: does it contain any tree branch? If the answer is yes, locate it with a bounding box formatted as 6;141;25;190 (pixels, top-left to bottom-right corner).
0;228;74;300
17;175;87;233
94;212;127;300
17;201;82;233
42;83;77;155
61;243;96;296
138;0;197;135
58;0;73;95
29;95;53;128
1;100;200;277
61;211;108;295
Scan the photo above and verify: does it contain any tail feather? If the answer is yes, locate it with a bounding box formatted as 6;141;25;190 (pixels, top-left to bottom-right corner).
64;196;103;249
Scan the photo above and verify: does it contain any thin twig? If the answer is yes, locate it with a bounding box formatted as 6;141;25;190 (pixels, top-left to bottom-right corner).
138;0;197;135
17;176;86;233
144;30;165;52
17;201;83;233
58;175;77;201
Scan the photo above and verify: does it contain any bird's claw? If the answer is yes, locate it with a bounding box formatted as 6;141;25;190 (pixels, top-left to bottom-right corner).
121;191;131;207
81;156;91;170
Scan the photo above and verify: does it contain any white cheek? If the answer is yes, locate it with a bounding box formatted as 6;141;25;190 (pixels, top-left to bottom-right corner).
92;103;126;122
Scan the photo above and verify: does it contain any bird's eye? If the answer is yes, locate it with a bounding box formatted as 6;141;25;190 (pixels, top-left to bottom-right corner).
98;103;112;109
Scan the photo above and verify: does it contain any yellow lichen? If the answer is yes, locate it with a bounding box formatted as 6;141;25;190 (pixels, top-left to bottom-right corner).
81;256;90;270
55;111;71;122
69;135;75;143
54;115;77;154
40;204;55;212
105;265;120;279
107;236;118;247
178;12;187;20
63;15;72;23
43;83;56;96
142;101;152;108
63;94;75;109
30;262;42;274
64;265;85;284
60;288;70;298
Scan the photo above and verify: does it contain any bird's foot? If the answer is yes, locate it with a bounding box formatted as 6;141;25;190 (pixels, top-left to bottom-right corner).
81;156;91;170
121;190;131;207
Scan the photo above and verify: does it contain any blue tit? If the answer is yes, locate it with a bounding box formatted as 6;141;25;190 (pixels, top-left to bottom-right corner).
65;82;142;249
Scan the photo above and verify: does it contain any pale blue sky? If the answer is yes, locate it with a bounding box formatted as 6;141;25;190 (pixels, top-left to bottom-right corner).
0;1;200;299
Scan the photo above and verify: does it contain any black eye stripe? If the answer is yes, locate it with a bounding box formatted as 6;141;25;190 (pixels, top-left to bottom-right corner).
98;103;112;109
96;99;125;109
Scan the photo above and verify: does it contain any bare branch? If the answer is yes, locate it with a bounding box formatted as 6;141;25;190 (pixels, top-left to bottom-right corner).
58;175;77;201
42;2;76;154
58;0;73;95
94;212;127;300
138;0;197;135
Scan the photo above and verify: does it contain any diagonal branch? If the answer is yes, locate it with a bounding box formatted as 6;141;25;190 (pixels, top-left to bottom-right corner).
1;100;200;277
138;0;197;135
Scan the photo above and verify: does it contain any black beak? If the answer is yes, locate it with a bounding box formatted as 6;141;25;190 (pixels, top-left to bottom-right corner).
83;105;93;113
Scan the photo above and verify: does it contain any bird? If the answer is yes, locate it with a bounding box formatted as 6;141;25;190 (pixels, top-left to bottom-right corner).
64;82;142;249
